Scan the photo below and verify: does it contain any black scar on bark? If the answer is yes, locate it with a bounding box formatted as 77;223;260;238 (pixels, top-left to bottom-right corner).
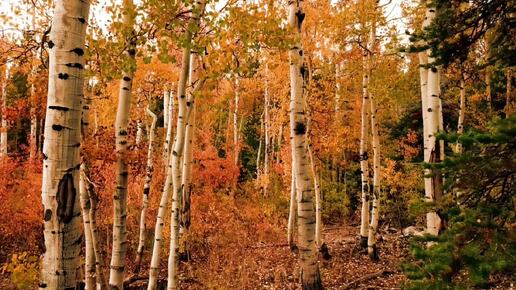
119;130;128;136
43;209;52;221
78;17;86;24
143;187;150;195
52;124;65;131
295;11;305;29
49;105;69;111
430;67;438;73
123;76;131;81
128;49;136;56
58;73;69;80
70;48;84;56
56;173;76;224
48;41;54;48
39;283;48;288
294;122;306;135
122;87;129;91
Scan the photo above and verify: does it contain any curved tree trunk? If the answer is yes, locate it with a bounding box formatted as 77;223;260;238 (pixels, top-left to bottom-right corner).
135;107;157;273
288;1;323;288
39;0;90;288
110;1;136;286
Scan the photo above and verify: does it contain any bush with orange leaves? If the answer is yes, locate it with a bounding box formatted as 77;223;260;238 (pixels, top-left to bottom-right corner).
0;157;43;262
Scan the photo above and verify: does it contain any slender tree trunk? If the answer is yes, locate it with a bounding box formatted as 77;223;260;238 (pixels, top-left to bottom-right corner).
164;88;175;162
80;165;96;289
110;1;136;286
0;65;9;158
456;69;466;153
359;44;371;249
264;63;270;195
29;8;38;161
136;119;143;146
307;143;323;249
233;77;240;166
257;113;264;179
179;52;201;262
89;183;108;289
288;1;323;288
166;5;204;288
335;62;341;113
79;85;96;289
364;6;381;260
423;5;443;236
287;162;297;250
39;0;90;288
135;107;157;273
164;89;169;130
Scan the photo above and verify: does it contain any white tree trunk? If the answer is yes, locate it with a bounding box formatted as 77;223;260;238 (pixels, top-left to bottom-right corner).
40;0;90;288
359;47;371;249
287;162;297;250
263;63;270;195
79;165;95;289
135;107;157;273
164;89;170;129
456;71;466;153
256;113;264;179
136;119;143;146
423;5;443;236
363;7;382;260
307;143;322;248
89;184;108;290
233;77;240;166
335;62;341;113
288;1;323;288
110;1;136;286
164;88;175;162
79;86;96;289
0;64;9;158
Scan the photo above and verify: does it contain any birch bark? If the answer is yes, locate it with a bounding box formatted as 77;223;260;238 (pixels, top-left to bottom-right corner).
135;107;157;273
0;64;9;158
288;1;323;288
40;0;90;288
110;1;136;286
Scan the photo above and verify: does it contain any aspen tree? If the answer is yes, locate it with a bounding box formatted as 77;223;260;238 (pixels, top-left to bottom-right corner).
135;106;157;273
359;35;372;250
288;0;323;288
164;87;175;162
287;163;297;250
264;62;270;195
257;113;264;179
456;68;466;153
79;83;95;289
165;3;205;289
29;6;38;160
40;0;90;288
366;1;381;260
179;53;201;262
0;64;8;158
110;0;137;287
421;3;443;236
233;77;240;166
164;89;170;129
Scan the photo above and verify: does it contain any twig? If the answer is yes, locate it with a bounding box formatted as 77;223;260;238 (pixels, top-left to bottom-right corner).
342;270;393;289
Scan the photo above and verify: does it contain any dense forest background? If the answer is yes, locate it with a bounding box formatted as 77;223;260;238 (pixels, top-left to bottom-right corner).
0;0;514;289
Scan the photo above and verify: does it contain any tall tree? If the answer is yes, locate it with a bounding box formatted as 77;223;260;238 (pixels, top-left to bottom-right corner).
288;0;323;288
0;64;8;158
135;106;157;272
110;0;137;287
39;0;90;288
